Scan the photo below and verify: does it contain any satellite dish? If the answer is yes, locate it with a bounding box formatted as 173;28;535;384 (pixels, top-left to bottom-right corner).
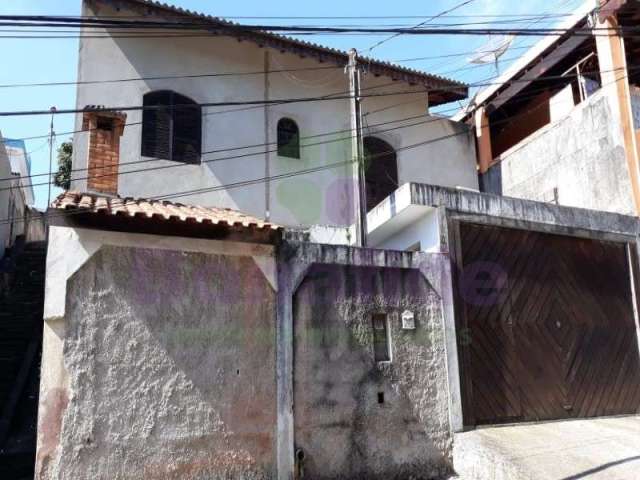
468;35;514;74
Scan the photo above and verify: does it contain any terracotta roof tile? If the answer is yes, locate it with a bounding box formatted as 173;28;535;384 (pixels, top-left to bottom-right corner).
52;191;281;232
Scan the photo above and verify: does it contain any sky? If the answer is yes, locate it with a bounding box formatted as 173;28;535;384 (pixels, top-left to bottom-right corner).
0;0;586;209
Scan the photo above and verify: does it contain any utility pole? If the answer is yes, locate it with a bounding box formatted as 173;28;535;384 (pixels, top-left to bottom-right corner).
347;49;367;247
47;106;57;209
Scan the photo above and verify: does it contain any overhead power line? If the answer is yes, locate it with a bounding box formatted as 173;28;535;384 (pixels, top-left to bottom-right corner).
0;65;343;89
0;62;636;118
0;88;446;117
366;0;477;52
1;63;625;193
0;13;632;38
0;17;590;31
0;125;477;227
0;68;568;186
0;61;627;226
11;13;577;20
0;44;537;90
0;109;451;184
0;71;609;228
0;113;449;193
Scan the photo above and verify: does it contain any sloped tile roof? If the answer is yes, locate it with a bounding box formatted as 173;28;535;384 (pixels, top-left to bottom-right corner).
111;0;468;105
52;191;280;232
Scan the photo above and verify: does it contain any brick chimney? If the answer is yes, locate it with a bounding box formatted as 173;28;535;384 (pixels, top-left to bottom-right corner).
82;108;126;195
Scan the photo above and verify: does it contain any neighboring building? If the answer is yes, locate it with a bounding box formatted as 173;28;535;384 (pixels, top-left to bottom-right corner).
0;135;30;258
37;187;640;479
0;136;13;259
4;139;35;208
71;0;478;231
456;0;640;216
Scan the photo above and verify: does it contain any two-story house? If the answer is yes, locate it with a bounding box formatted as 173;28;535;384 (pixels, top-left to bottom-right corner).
71;0;478;234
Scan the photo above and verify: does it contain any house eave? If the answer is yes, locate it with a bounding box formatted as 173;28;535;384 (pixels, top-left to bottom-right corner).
91;0;468;105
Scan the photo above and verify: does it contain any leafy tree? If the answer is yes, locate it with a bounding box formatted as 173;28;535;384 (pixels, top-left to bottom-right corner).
54;140;72;190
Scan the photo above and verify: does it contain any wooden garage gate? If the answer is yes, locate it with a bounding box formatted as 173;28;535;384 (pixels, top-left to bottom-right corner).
453;222;640;426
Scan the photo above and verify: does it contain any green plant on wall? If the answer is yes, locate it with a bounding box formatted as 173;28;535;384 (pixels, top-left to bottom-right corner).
54;140;72;190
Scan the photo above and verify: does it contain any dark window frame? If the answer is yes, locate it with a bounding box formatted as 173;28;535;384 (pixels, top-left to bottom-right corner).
141;90;202;164
372;313;391;362
363;136;398;212
277;117;300;159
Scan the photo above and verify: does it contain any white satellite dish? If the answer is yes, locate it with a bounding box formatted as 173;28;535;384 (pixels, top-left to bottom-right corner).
468;35;514;74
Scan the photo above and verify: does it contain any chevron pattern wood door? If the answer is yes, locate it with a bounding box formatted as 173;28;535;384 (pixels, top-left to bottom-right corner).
456;223;640;426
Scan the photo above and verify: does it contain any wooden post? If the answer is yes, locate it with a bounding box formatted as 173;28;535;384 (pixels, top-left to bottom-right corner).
474;106;493;174
595;12;640;214
347;49;367;247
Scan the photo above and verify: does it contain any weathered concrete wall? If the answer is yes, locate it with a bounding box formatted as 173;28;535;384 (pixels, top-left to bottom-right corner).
39;226;462;479
481;90;636;215
409;183;639;240
37;245;277;479
293;264;451;479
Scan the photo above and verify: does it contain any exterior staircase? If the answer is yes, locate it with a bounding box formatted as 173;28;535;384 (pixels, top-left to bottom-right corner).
0;241;47;479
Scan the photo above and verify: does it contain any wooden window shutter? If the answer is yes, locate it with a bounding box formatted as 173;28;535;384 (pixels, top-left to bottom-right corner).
141;90;201;164
172;93;202;164
141;91;172;160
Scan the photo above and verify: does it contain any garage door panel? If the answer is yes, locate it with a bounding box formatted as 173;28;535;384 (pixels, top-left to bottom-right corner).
516;325;569;420
468;331;521;411
457;222;640;426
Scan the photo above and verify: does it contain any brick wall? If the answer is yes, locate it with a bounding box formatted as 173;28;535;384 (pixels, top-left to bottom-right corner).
83;111;126;195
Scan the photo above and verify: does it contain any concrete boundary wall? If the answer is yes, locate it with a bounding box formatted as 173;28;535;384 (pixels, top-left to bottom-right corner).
38;185;640;479
40;225;462;480
38;226;277;479
275;241;461;479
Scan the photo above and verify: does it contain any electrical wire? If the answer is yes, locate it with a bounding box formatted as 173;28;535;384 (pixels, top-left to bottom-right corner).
18;13;577;20
0;59;634;163
1;62;637;118
0;62;624;192
0;62;629;227
0;65;345;89
0;45;533;91
0;114;450;192
0;125;476;227
0;17;590;32
0;110;450;183
366;0;477;52
0;14;634;38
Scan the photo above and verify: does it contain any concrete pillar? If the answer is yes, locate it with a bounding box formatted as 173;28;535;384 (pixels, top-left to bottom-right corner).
275;256;294;480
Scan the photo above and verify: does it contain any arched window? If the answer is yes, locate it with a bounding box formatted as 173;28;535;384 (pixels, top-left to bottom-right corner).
141;90;201;164
363;136;398;211
277;118;300;159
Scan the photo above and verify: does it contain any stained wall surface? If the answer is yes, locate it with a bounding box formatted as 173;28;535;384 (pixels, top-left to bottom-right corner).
293;264;451;479
481;91;635;215
36;245;277;480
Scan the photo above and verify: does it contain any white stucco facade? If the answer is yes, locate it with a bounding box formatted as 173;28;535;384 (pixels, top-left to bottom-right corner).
0;133;27;258
5;141;35;207
365;183;443;252
71;0;478;229
0;135;12;259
